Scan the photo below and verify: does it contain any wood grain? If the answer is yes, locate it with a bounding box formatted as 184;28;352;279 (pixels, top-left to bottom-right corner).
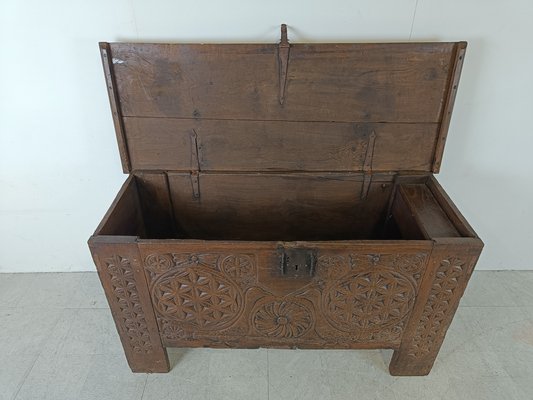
90;33;481;376
124;117;439;172
167;172;395;241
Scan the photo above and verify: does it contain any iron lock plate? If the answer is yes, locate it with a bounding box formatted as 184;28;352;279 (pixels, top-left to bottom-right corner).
278;247;317;278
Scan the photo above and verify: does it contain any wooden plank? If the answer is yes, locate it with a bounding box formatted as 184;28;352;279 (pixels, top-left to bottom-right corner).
432;42;467;172
123;117;439;172
390;189;425;240
99;43;131;173
124;117;192;171
426;175;480;238
398;184;460;238
167;172;395;241
135;172;180;238
110;42;455;123
93;175;145;237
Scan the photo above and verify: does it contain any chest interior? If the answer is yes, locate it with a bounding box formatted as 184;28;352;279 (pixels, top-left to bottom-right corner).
96;36;469;242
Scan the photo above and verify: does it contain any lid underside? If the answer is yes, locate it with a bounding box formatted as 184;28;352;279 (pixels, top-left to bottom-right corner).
100;38;466;174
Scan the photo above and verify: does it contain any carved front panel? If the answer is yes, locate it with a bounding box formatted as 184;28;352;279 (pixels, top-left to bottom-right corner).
142;249;429;348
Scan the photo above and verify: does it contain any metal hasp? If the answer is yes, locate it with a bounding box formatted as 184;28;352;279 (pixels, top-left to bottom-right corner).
278;24;290;104
279;247;317;278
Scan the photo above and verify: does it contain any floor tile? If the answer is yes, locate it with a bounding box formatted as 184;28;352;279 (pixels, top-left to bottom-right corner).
14;354;93;400
512;376;533;399
461;271;517;307
70;272;109;309
11;273;83;309
0;274;30;308
503;271;533;306
268;350;337;400
458;306;532;353
206;348;268;400
0;354;37;400
142;349;210;400
209;348;267;378
77;354;147;400
142;374;207;400
444;376;524;400
207;375;268;400
40;308;122;357
438;348;509;379
269;368;333;400
0;307;62;355
0;271;532;400
166;348;211;379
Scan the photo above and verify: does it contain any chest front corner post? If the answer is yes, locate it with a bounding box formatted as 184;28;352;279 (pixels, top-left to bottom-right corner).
389;240;481;376
89;238;170;373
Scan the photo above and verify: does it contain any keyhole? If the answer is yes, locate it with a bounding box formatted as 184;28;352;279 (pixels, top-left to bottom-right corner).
294;264;299;271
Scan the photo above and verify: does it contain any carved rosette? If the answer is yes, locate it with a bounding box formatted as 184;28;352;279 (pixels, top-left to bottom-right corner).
408;257;465;358
104;255;153;354
221;254;256;285
317;253;426;339
322;270;416;332
252;299;313;338
144;253;174;275
153;267;243;330
159;320;187;340
146;252;257;334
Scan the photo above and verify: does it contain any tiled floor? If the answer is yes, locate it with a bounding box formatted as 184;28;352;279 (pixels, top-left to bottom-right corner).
1;271;532;400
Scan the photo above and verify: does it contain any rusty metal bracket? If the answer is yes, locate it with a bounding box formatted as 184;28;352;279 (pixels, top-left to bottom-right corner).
278;24;290;105
361;130;376;200
190;171;200;200
190;129;201;200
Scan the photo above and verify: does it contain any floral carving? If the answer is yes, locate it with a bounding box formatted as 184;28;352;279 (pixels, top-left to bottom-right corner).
252;300;313;338
172;253;219;269
317;255;349;279
152;267;243;330
143;250;428;346
322;270;416;332
105;255;153;354
408;257;465;358
160;320;186;340
393;253;427;276
221;254;256;282
145;253;173;274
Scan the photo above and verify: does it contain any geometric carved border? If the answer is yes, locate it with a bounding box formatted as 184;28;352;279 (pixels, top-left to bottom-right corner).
104;255;154;354
407;256;465;358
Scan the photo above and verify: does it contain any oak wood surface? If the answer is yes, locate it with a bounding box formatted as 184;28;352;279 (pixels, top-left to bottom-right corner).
90;32;481;376
124;118;439;172
100;40;465;174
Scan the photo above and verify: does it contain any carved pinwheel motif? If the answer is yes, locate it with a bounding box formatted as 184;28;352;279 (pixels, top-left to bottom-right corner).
253;300;313;338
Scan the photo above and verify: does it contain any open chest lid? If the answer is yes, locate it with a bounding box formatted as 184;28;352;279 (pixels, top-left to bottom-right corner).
100;25;466;175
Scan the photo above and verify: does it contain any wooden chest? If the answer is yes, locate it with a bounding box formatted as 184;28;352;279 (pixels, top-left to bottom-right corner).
88;26;483;376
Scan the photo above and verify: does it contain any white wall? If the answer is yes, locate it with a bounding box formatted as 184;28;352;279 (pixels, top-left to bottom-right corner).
1;0;531;272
